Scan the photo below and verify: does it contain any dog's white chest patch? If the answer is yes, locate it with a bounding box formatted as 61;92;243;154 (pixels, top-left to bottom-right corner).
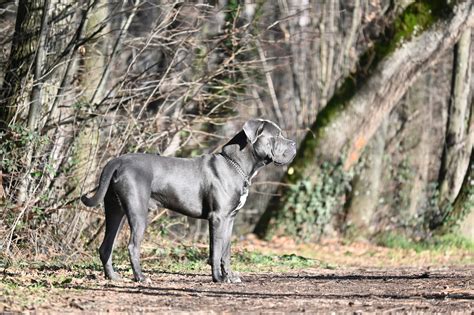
234;171;256;212
236;189;249;210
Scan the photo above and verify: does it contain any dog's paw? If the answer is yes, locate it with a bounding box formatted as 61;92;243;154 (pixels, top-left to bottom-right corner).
224;272;242;283
106;273;122;282
135;275;152;284
228;276;242;283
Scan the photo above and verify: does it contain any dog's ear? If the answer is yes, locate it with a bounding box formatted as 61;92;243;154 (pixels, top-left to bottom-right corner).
243;119;265;144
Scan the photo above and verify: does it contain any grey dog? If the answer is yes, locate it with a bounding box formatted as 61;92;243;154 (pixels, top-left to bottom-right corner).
81;119;296;283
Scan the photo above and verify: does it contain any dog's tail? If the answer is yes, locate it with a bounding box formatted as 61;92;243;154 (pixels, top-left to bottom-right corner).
81;159;122;207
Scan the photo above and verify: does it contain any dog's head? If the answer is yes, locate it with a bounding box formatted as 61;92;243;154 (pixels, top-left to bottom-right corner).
243;119;296;166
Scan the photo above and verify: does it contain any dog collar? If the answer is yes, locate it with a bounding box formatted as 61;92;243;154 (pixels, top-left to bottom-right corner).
220;152;251;187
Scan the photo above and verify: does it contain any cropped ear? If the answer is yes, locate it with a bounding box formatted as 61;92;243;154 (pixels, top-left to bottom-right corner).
243;119;265;144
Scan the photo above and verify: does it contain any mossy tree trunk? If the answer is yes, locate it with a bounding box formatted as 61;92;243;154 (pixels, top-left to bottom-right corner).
254;1;474;240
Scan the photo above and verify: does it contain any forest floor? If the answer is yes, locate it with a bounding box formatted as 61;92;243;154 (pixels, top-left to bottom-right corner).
1;234;473;313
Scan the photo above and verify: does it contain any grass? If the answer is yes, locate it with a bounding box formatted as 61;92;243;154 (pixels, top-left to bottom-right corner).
374;232;474;253
233;251;318;271
138;242;321;273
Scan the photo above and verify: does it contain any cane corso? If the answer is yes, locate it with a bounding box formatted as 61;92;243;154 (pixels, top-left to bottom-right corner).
81;119;296;283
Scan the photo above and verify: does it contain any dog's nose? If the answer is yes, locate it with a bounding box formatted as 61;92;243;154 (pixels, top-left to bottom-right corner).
290;141;296;147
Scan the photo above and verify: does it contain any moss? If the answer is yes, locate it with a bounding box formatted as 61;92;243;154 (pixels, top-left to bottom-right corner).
391;1;449;52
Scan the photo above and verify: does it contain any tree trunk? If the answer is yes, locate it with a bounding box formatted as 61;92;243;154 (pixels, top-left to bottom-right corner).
434;96;473;233
405;72;433;218
437;28;472;210
458;152;474;239
0;0;46;128
27;0;50;131
447;149;474;233
0;0;49;203
344;119;387;239
254;1;474;240
71;0;110;192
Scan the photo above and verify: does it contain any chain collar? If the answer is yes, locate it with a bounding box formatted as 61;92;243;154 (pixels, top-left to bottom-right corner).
220;152;251;187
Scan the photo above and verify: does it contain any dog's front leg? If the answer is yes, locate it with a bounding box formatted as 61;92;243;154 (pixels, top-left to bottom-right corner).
220;217;241;283
208;213;226;282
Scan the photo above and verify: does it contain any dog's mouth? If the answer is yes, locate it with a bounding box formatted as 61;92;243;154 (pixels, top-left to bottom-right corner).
273;150;297;166
273;158;294;166
271;139;297;167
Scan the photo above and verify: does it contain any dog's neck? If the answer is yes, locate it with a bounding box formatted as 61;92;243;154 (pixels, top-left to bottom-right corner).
220;130;265;182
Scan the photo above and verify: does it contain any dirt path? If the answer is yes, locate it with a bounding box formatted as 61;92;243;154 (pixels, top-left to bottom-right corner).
2;266;473;313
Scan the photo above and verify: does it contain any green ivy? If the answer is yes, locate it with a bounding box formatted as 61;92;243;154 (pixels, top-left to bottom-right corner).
274;160;353;241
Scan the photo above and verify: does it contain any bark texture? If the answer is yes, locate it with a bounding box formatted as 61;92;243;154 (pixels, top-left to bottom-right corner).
0;0;46;128
344;119;387;238
450;150;474;232
438;28;472;210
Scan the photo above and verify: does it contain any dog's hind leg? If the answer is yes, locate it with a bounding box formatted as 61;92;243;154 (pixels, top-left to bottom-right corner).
122;191;149;283
99;189;125;281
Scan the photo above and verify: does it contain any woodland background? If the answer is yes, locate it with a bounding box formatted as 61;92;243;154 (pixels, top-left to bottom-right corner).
0;0;472;258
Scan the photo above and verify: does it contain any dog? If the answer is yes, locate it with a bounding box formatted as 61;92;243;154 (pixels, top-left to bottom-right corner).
81;119;296;283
